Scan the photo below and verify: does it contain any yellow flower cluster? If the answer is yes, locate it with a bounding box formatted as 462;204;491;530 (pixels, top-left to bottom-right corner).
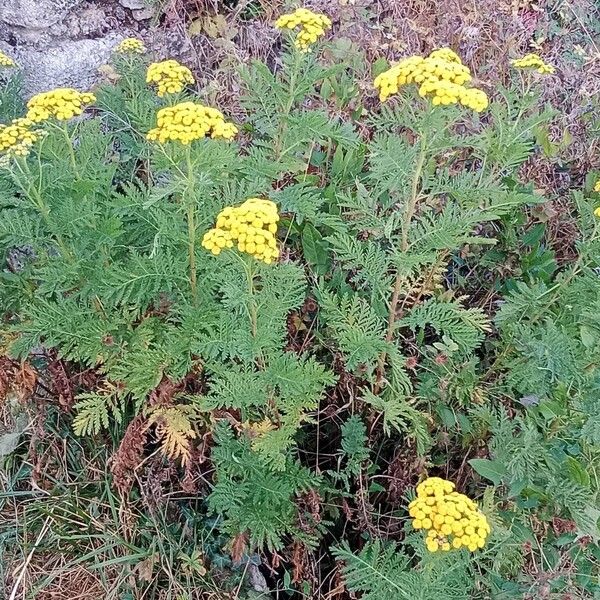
0;50;16;68
511;53;555;74
146;59;194;97
0;118;41;159
146;102;238;144
373;48;489;112
115;37;146;54
202;198;280;264
409;477;491;553
594;180;600;193
275;8;332;52
428;48;462;64
26;88;96;122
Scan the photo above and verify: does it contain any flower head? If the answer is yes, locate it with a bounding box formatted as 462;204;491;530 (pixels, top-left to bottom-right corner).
26;88;96;122
146;102;237;144
428;48;462;64
115;37;146;55
146;59;194;97
511;53;555;75
373;48;488;112
202;198;280;264
275;8;332;52
409;477;491;552
0;50;16;68
0;118;42;160
594;180;600;193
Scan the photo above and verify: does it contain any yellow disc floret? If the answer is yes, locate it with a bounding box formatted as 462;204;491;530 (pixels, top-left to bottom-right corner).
0;118;42;159
511;53;555;75
275;8;332;52
373;48;488;112
26;88;96;123
202;198;280;264
409;476;491;553
146;102;237;144
115;37;146;55
0;51;16;68
146;59;194;97
594;180;600;194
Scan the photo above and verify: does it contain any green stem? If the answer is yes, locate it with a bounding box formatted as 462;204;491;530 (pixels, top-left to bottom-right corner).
14;158;74;262
374;132;428;392
59;122;81;180
244;258;258;339
401;134;427;254
184;147;198;304
274;50;302;161
242;256;266;370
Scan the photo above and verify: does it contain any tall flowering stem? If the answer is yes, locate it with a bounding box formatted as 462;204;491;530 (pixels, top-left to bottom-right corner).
274;50;302;161
60;122;81;180
146;100;239;303
25;88;96;181
201;197;281;365
375;129;428;392
184;146;198;304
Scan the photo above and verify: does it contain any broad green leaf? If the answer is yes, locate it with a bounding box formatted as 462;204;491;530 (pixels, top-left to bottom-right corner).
469;458;506;485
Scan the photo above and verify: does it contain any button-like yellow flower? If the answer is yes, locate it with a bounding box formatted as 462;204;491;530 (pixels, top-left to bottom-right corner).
428;48;462;64
373;48;489;112
409;476;491;552
202;198;280;264
594;180;600;193
275;8;331;52
26;88;96;123
0;118;42;159
146;59;194;97
146;102;237;144
511;53;555;75
0;50;16;68
115;37;146;55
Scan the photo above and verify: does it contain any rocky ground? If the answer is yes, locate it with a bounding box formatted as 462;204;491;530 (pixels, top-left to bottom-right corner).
0;0;154;94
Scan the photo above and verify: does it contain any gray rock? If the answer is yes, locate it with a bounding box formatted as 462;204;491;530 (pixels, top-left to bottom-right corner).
15;34;121;95
0;0;83;30
132;7;154;21
119;0;147;9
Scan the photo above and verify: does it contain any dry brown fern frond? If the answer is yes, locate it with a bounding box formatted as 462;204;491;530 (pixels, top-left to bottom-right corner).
110;414;148;496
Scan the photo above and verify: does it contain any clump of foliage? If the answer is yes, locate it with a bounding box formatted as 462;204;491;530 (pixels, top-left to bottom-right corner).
1;21;599;600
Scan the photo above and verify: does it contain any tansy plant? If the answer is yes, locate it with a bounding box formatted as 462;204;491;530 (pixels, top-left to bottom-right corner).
146;59;195;97
26;88;96;122
511;52;556;74
409;477;491;552
0;50;16;68
1;11;596;598
275;8;332;52
0;118;42;160
115;37;146;55
202;198;280;264
374;47;489;111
